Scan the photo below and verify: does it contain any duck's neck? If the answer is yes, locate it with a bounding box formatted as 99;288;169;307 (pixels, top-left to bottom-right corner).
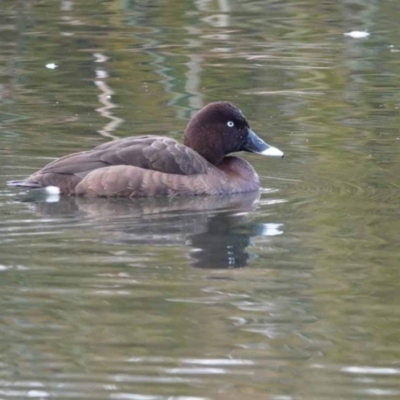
200;149;225;166
184;136;225;166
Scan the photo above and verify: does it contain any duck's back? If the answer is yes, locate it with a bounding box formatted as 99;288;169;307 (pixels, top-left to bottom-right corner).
23;136;211;196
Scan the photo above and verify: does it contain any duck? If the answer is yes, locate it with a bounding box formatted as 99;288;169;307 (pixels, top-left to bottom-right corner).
8;101;283;197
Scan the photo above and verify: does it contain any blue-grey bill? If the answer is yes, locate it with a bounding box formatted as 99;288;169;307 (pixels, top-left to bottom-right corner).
243;128;284;158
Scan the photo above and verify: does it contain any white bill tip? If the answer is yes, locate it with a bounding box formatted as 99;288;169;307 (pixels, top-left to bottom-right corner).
261;146;284;157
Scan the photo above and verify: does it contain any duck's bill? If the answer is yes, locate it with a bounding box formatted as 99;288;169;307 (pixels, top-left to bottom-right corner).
242;128;284;158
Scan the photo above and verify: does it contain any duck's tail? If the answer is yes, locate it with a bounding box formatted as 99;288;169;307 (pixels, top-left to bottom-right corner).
8;180;61;195
7;180;43;189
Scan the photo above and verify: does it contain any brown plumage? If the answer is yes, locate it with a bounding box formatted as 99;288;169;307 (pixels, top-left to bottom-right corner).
8;102;283;197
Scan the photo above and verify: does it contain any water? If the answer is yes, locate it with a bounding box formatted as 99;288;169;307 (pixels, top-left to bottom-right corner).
1;0;400;399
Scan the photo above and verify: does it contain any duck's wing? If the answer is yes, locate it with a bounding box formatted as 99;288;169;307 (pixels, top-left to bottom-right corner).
31;136;209;180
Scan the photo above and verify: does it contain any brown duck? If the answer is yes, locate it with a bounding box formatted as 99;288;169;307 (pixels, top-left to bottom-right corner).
8;102;283;197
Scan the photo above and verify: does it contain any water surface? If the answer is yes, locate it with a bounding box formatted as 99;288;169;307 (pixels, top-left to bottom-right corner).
1;0;400;399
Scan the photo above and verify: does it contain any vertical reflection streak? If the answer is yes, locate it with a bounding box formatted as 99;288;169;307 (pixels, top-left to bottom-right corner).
93;53;123;140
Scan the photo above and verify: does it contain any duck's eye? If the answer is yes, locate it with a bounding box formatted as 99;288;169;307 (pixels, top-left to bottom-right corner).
227;121;234;127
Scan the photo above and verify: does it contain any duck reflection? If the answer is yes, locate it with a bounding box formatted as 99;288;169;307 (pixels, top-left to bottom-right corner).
24;191;283;269
190;213;282;269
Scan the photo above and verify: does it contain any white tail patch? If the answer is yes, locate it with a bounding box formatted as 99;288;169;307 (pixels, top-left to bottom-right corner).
45;186;61;195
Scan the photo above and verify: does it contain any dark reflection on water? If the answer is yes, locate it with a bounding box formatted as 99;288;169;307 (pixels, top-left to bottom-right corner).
21;191;282;269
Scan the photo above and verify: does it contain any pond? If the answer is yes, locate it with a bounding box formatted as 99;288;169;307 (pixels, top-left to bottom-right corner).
1;1;400;399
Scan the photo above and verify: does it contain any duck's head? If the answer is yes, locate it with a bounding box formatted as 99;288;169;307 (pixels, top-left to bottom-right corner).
183;101;284;165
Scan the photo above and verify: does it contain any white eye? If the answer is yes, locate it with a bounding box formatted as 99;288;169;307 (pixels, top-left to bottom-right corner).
227;121;234;127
